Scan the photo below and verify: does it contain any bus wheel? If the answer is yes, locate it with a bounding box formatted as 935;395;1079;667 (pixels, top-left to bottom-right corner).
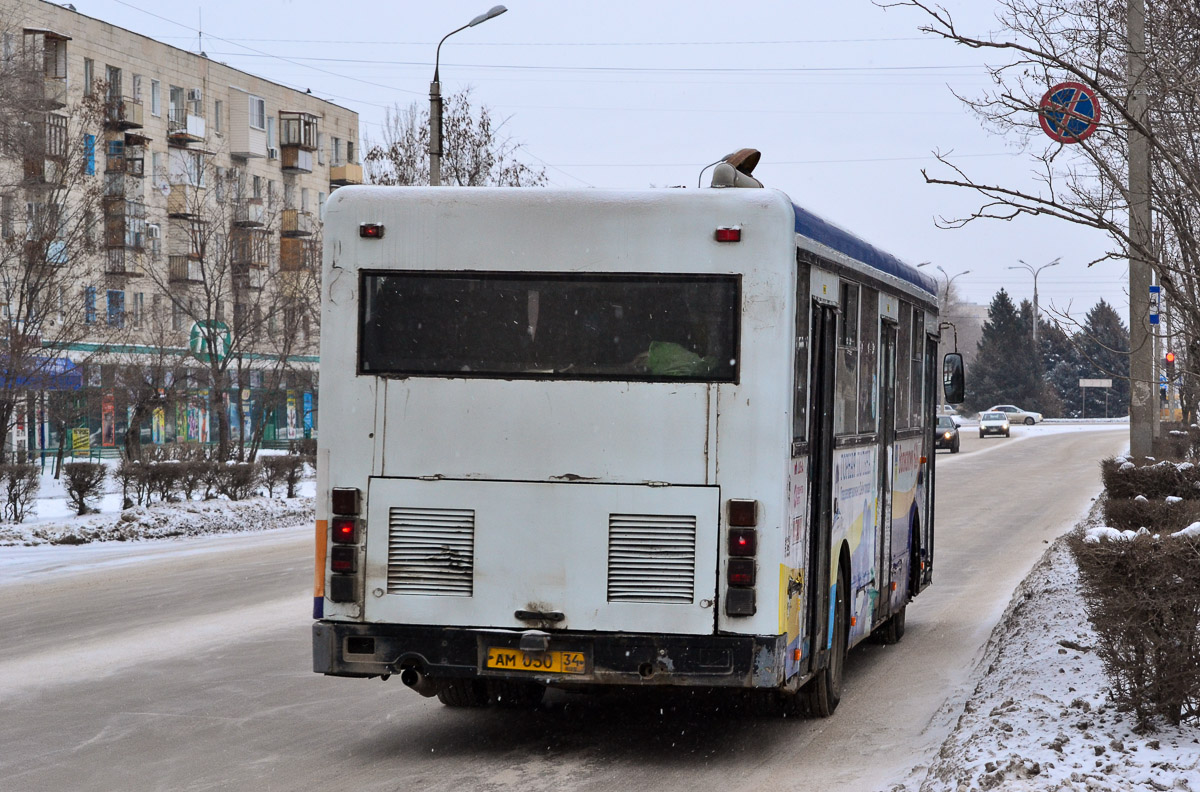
804;563;848;717
436;679;489;708
488;679;545;708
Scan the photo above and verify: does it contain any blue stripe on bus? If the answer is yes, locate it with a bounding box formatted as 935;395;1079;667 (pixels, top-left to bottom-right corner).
313;596;324;619
793;203;938;297
827;580;837;650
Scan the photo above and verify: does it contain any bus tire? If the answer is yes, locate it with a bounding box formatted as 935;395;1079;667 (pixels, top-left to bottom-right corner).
488;679;545;708
804;562;848;717
436;679;489;708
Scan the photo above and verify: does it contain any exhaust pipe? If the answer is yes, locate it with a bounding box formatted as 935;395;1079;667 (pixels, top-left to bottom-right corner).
399;666;441;698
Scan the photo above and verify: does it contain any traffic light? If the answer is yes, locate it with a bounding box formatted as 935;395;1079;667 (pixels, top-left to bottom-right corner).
1166;351;1176;378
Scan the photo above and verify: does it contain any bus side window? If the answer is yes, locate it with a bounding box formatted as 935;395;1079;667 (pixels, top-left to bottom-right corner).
835;282;859;435
896;303;912;428
793;260;810;444
910;308;925;427
858;287;878;433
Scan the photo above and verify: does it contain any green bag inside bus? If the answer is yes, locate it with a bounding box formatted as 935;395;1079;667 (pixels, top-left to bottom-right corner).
645;341;717;376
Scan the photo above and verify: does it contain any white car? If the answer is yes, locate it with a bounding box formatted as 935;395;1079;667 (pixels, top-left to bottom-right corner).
979;411;1011;438
987;404;1043;425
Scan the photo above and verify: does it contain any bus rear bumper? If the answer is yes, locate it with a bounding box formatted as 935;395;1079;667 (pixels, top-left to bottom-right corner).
313;621;790;689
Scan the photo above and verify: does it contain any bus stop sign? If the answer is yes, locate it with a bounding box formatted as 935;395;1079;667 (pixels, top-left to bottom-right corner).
1039;82;1101;143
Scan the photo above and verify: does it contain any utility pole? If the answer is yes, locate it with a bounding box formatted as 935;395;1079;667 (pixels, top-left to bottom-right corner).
1128;0;1154;457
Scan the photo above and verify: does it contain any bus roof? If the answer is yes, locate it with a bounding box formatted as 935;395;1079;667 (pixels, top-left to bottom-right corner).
792;202;938;298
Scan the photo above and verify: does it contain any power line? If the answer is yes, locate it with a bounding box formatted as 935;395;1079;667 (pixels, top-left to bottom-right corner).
103;0;422;97
135;35;935;47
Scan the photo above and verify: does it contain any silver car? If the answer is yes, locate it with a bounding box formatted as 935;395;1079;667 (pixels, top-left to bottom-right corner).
987;404;1043;425
979;411;1011;438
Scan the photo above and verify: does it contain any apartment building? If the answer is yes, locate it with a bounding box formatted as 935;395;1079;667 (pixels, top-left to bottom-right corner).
1;0;361;451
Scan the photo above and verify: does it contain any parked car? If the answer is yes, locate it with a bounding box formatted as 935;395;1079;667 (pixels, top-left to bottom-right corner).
935;415;960;453
979;411;1011;438
987;404;1043;425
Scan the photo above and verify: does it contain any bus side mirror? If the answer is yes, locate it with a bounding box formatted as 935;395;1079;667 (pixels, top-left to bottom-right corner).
943;353;964;404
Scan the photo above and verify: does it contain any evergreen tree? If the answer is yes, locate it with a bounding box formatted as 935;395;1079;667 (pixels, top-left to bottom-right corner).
965;290;1042;412
1076;300;1130;418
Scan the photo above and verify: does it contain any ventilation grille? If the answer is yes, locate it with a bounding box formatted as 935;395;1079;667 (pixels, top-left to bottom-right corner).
607;514;696;603
386;507;474;597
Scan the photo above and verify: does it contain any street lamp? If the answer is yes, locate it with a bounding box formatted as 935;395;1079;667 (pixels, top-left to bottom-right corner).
1008;257;1061;348
919;263;970;307
429;5;507;186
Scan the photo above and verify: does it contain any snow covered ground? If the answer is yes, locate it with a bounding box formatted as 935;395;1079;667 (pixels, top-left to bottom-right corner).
895;530;1200;792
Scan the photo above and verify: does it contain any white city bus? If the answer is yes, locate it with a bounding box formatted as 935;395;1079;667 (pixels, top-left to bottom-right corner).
312;176;961;715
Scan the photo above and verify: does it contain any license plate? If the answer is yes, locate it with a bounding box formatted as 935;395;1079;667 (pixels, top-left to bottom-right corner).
485;647;587;675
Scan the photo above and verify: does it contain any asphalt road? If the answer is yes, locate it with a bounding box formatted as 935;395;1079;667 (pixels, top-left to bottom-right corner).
0;425;1126;792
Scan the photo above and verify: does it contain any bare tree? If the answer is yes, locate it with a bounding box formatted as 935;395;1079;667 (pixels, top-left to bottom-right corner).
0;21;115;461
364;88;546;187
138;142;320;459
887;0;1200;406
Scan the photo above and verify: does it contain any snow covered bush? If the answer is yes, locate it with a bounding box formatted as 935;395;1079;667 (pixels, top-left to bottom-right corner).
215;462;260;501
62;462;107;515
1069;525;1200;728
261;455;305;498
0;463;40;523
1099;456;1200;500
1103;495;1200;534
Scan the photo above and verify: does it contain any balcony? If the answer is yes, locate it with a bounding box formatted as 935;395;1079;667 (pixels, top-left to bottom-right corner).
168;255;203;284
279;112;319;150
167;184;204;218
106;248;143;277
233;198;266;227
280;208;314;237
330;162;363;186
167;108;205;145
232;228;270;269
39;76;67;110
281;146;313;174
234;267;267;292
281;237;318;271
22;157;63;188
105;97;144;130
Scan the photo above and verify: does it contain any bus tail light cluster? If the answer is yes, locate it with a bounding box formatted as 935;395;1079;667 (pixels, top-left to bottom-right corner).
329;488;362;604
725;499;758;617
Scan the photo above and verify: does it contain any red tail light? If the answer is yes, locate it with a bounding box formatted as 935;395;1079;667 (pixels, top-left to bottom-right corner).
332;517;357;544
728;528;757;557
728;557;755;586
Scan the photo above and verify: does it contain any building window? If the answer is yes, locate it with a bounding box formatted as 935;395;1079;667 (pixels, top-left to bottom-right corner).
84;286;96;324
317;191;325;220
317;132;325;165
84;134;95;175
1;33;13;62
172;298;183;330
151;80;161;116
249;96;265;130
132;74;142;102
301;188;309;212
252;175;262;199
0;195;12;239
132;292;144;327
266;116;276;149
83;58;93;95
347;140;356;164
106;290;125;328
331;136;342;165
152;152;164;182
214;99;223;133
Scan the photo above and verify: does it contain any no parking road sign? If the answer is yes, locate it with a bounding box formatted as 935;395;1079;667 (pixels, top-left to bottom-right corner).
1039;81;1101;143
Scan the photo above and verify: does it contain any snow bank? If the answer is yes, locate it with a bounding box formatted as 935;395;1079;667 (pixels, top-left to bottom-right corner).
0;496;314;547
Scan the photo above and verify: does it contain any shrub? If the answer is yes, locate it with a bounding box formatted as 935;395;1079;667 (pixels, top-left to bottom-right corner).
216;462;260;501
116;458;148;507
0;464;40;523
261;455;305;498
1099;457;1200;500
1069;526;1200;728
1102;496;1200;534
63;462;107;515
146;461;182;503
177;460;208;501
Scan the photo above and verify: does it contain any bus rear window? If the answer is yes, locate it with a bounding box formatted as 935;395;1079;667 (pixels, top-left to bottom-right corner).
359;272;740;382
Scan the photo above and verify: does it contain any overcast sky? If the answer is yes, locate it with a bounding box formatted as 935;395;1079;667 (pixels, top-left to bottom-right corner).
79;0;1129;323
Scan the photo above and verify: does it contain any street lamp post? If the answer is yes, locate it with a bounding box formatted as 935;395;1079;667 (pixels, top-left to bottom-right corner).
1008;257;1061;348
429;5;507;186
917;262;971;308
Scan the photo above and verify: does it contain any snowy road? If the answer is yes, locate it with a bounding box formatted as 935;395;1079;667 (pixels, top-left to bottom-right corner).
0;426;1126;792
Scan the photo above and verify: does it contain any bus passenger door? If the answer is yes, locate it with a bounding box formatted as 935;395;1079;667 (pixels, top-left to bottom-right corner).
876;322;898;621
920;335;939;588
807;302;837;670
